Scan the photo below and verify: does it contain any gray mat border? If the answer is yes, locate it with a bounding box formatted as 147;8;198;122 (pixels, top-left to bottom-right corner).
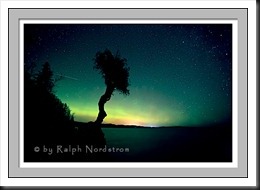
8;8;248;178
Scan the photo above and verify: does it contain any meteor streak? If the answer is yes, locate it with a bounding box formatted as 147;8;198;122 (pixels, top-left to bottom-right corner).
55;74;79;81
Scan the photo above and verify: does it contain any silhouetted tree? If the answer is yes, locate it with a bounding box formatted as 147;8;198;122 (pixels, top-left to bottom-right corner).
93;49;130;124
35;62;54;93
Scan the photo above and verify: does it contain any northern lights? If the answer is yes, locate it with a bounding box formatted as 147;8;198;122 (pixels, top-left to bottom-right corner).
24;24;232;127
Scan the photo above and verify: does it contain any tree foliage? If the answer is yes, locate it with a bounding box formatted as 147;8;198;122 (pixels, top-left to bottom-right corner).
94;49;130;95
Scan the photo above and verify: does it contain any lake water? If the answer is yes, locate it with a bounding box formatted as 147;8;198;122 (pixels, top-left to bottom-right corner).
102;127;232;162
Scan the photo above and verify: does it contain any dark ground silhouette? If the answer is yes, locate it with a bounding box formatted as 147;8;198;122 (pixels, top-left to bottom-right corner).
24;62;107;162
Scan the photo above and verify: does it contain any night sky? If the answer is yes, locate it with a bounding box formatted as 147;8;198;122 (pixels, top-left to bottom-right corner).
24;24;232;127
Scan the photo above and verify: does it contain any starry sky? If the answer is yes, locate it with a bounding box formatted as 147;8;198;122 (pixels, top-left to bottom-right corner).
24;24;232;127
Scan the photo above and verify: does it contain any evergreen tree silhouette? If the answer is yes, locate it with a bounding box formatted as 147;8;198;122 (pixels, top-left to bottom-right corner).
93;49;130;124
36;62;54;93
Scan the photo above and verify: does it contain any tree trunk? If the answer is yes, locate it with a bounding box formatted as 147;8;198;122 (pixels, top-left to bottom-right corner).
95;85;114;125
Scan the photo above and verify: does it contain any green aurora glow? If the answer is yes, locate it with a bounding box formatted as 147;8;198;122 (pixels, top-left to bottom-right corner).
24;24;232;127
